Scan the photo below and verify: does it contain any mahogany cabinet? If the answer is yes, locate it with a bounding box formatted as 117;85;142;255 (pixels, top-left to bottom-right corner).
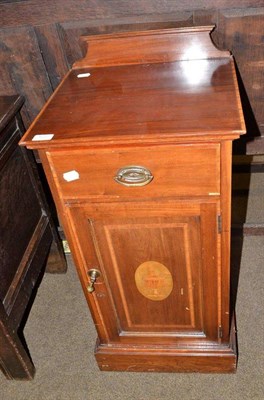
20;26;246;373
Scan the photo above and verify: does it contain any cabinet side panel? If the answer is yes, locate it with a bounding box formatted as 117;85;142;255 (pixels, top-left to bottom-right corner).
220;141;233;342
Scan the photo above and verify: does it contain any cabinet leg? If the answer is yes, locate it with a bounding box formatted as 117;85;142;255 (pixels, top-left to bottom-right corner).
0;322;35;380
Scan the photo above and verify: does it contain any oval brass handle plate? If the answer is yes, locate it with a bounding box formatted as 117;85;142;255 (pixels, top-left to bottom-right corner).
114;165;153;187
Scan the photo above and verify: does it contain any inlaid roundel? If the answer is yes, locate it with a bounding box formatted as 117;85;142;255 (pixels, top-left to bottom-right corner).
135;261;173;301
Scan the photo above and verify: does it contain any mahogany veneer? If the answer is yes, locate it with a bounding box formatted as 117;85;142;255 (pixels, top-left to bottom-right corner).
20;26;246;373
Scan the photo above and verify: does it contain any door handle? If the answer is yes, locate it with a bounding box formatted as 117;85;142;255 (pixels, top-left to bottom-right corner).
87;269;101;293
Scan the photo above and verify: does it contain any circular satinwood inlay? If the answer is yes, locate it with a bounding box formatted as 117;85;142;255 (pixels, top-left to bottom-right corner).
135;261;173;301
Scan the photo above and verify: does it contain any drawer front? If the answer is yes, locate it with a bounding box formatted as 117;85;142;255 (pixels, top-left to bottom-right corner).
47;144;220;200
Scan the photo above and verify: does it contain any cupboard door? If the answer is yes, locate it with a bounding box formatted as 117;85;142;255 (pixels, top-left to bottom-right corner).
68;201;220;347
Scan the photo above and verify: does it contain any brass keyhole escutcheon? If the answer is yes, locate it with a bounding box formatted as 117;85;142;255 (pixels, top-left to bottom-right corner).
87;269;101;293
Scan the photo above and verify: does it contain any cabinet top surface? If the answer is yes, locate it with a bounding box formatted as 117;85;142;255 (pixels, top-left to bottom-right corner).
20;27;246;148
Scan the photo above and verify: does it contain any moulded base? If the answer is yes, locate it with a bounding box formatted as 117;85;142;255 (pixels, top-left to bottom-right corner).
95;316;238;373
95;346;237;373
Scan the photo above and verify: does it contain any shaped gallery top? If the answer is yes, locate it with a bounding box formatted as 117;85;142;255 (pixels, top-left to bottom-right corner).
20;26;246;149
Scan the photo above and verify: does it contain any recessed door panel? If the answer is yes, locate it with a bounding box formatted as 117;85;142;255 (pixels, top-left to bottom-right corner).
69;201;219;345
98;216;202;333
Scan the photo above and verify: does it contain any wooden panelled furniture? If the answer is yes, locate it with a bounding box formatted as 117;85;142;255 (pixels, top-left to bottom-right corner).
20;26;246;373
0;95;66;380
1;1;263;154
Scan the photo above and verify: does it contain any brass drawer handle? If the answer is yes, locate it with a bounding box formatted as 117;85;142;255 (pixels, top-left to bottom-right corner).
114;165;153;187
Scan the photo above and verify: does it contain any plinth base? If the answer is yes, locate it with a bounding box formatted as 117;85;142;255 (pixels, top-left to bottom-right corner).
95;346;236;373
95;317;237;373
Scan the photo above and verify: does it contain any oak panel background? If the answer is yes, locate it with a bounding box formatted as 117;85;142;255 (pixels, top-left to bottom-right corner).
0;1;263;153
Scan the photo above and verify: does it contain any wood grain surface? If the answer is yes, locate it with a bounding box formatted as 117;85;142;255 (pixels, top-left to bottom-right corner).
46;145;220;199
19;27;246;372
0;1;263;153
19;30;245;148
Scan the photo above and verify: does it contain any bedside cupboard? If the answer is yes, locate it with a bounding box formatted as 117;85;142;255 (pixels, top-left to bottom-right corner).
20;26;246;373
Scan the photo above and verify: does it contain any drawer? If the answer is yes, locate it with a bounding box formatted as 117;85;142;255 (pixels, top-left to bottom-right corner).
47;144;220;200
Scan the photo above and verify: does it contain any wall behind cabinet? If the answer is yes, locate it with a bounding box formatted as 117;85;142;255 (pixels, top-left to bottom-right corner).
0;1;263;153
